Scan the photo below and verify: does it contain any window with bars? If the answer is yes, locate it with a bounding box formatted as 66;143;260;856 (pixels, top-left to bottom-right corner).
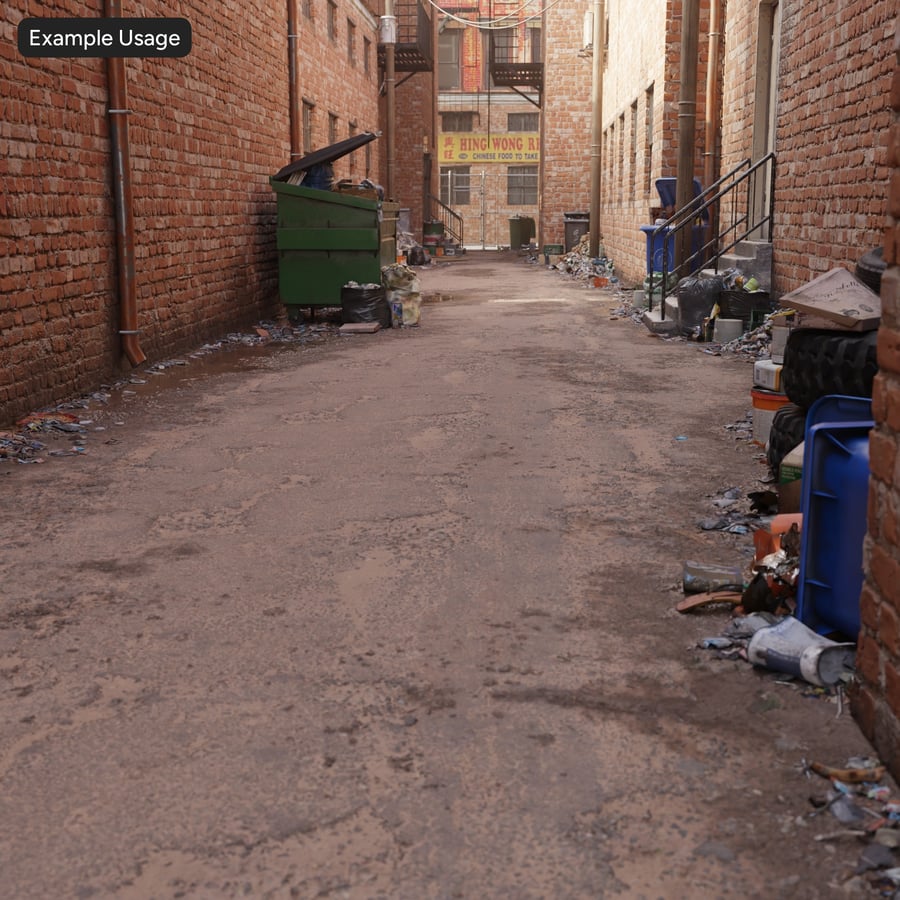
347;20;355;63
507;165;537;205
441;111;475;132
363;37;371;75
508;112;538;132
440;166;471;206
328;113;338;145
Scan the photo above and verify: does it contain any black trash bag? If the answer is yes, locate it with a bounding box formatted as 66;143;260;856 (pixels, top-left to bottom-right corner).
406;245;430;267
341;285;391;327
675;273;726;331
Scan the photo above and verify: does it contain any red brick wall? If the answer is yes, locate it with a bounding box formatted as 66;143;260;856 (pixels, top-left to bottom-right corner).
855;17;900;778
1;0;381;425
774;0;895;292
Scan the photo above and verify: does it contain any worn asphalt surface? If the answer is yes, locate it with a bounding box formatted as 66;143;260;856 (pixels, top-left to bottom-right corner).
0;252;886;898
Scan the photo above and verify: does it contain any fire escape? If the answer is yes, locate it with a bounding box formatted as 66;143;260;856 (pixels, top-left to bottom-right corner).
488;23;544;108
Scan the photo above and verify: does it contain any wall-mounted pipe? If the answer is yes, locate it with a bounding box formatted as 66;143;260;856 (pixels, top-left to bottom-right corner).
288;0;302;158
675;0;700;271
105;0;145;366
703;0;722;248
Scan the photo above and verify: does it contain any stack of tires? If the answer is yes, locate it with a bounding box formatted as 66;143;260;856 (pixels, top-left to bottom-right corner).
766;249;884;476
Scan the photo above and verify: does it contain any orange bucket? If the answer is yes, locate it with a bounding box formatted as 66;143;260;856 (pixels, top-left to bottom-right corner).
751;388;791;446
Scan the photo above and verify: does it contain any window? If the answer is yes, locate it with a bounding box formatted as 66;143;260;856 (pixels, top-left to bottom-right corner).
439;30;462;90
363;37;371;75
329;113;338;145
528;26;541;63
481;29;499;89
507;165;537;205
440;166;470;206
327;0;336;41
508;112;538;132
630;100;638;193
349;121;357;174
365;142;371;177
441;111;475;132
645;84;654;194
347;20;355;64
303;0;312;19
302;100;315;152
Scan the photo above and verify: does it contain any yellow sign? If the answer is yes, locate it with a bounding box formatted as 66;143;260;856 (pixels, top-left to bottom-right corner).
438;132;540;164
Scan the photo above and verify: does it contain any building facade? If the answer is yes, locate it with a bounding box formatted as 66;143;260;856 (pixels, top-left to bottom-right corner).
435;4;542;249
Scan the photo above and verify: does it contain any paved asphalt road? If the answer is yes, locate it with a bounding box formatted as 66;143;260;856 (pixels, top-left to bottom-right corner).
0;252;884;898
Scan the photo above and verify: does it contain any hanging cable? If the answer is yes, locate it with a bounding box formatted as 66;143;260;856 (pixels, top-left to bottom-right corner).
425;0;566;30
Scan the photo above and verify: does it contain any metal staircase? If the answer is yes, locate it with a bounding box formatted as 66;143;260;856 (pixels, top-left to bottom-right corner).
427;194;464;249
648;152;776;317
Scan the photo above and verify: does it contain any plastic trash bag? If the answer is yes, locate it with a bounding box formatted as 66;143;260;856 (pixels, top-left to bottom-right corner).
676;273;725;331
341;283;391;327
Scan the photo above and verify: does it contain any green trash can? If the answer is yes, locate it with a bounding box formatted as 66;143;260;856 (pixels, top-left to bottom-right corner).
509;215;535;248
270;132;384;309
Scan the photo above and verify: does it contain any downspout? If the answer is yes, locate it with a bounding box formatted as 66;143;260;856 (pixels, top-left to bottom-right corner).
288;0;302;158
106;0;145;366
675;0;700;271
703;0;722;250
381;1;397;200
588;0;604;259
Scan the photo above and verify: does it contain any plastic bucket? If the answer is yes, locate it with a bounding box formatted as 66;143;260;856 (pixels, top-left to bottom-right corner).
751;388;791;447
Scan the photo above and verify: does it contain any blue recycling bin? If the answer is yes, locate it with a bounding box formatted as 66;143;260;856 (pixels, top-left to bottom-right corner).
640;178;708;277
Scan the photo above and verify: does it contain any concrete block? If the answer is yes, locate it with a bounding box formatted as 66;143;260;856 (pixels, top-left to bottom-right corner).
642;308;678;334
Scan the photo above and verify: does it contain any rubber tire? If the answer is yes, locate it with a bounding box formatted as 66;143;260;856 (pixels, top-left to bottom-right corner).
767;402;807;474
781;328;878;409
856;247;885;295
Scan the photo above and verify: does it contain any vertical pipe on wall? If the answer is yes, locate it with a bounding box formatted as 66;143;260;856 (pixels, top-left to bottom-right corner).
288;0;302;158
675;0;700;271
382;1;397;200
106;0;145;366
588;0;604;259
703;0;722;242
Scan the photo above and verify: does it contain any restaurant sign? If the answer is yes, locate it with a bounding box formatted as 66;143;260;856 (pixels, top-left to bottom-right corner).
438;132;540;164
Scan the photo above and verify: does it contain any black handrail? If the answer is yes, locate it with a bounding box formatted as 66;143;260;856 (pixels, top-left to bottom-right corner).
648;152;776;317
427;194;464;248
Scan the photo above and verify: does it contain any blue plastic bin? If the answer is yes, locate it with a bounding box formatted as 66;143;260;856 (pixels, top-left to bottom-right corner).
796;395;873;639
640;178;708;277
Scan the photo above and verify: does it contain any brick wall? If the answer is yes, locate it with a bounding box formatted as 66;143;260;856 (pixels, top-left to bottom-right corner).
1;0;381;425
774;0;894;293
543;0;707;285
854;17;900;779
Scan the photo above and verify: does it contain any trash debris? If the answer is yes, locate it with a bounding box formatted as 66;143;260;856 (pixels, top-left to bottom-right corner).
382;263;422;327
747;617;855;687
682;561;745;594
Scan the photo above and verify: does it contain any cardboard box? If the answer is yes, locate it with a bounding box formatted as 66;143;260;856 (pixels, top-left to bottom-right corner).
753;359;783;391
778;267;880;331
778;441;804;514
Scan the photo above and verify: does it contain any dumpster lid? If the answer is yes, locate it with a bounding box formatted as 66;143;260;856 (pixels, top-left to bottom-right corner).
272;132;379;182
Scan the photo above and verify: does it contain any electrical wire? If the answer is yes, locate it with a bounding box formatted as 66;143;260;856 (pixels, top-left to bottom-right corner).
425;0;566;30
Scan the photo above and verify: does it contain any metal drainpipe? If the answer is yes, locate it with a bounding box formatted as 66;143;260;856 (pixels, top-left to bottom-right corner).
588;0;605;259
703;0;722;246
106;0;145;366
288;0;302;158
675;0;700;272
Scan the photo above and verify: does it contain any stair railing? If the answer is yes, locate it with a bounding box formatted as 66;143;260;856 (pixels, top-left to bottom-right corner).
648;152;776;317
427;194;464;248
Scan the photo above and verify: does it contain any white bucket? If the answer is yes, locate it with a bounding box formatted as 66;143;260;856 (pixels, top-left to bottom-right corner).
713;318;744;343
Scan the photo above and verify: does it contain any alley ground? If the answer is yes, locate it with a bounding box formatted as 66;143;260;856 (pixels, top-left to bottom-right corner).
0;252;886;898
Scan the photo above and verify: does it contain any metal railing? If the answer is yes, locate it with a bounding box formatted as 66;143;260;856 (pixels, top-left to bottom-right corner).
427;194;464;247
648;152;776;316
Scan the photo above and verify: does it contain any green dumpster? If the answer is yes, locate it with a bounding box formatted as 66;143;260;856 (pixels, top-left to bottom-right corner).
270;132;385;309
509;215;535;249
